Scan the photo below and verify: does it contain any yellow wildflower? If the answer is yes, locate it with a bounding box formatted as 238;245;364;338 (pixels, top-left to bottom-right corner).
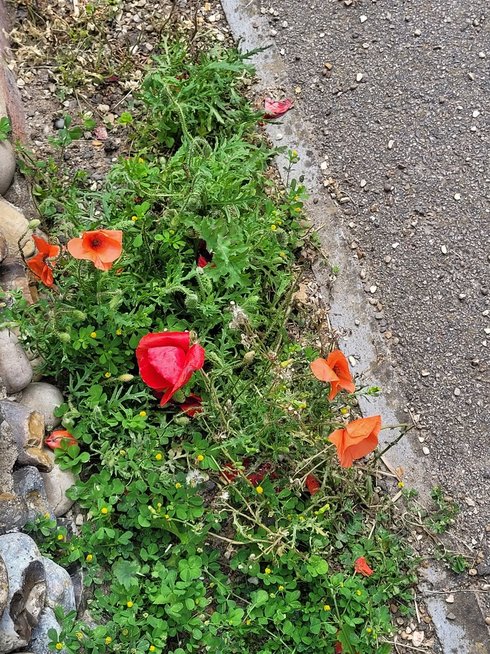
100;507;109;515
86;554;93;562
139;410;147;417
126;600;133;608
323;604;331;611
264;567;272;575
105;637;112;645
104;372;111;378
196;454;204;462
155;453;162;461
90;331;97;339
256;485;264;494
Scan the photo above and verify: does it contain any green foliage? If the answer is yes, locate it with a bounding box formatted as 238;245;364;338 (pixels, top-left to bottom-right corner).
11;41;417;654
0;116;11;141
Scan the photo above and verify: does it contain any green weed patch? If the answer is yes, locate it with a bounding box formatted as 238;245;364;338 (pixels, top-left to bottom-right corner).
7;41;416;654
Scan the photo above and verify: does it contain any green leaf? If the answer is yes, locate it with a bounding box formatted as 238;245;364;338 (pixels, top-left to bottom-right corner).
112;559;140;591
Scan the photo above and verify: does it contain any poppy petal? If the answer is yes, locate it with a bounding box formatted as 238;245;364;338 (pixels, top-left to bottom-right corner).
310;358;339;383
67;237;89;260
264;98;294;119
147;346;186;386
26;254;46;278
137;332;190;352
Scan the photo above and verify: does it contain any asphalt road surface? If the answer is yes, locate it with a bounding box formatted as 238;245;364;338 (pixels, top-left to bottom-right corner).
263;0;490;541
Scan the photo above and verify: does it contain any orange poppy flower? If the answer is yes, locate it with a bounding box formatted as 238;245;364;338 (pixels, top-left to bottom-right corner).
328;415;381;468
67;229;123;271
310;350;355;401
354;556;374;577
26;235;61;287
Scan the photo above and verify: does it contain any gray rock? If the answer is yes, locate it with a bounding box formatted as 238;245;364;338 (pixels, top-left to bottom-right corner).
0;198;34;259
19;383;64;430
30;608;67;654
0;553;8;615
0;330;33;394
13;467;52;522
41;452;76;517
0;419;17;493
0;492;29;534
0;141;16;196
0;229;7;262
0;534;46;652
41;558;75;613
0;401;51;472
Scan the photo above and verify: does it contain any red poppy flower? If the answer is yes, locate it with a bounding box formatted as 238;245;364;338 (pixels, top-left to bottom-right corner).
26;236;61;288
354;556;374;577
334;643;343;654
136;331;205;407
310;350;355;401
305;473;321;496
67;229;123;271
45;429;78;450
196;240;214;268
178;393;203;417
197;255;208;268
328;416;381;468
264;98;294;119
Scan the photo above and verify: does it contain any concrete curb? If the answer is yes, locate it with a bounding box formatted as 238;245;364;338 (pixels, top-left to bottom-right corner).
220;1;490;652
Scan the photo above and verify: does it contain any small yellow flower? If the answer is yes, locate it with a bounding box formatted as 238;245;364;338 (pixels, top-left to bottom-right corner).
105;637;112;645
269;592;275;598
279;251;287;259
356;590;362;596
270;224;277;231
139;410;147;418
297;401;307;410
256;485;264;494
246;619;251;625
44;512;51;519
122;629;129;636
126;600;133;608
86;554;93;562
131;215;139;222
149;647;156;653
340;407;349;415
119;450;126;456
100;507;109;515
164;514;170;521
55;643;63;651
397;481;405;488
138;157;145;163
323;604;331;611
175;482;182;489
116;328;122;335
298;515;305;521
291;149;298;158
57;533;64;541
196;454;205;462
278;585;284;591
156;502;162;509
294;207;302;213
90;331;97;339
264;567;272;575
104;372;112;378
155;453;162;461
366;627;372;634
76;632;84;640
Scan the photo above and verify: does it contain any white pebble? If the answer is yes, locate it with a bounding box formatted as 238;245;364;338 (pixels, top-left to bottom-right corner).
472;109;480;118
360;179;367;187
388;139;394;149
360;15;368;23
454;387;461;396
454;192;461;201
356;73;364;82
441;245;448;255
422;446;430;455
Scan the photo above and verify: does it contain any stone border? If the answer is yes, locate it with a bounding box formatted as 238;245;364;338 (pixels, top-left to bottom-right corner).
220;1;490;653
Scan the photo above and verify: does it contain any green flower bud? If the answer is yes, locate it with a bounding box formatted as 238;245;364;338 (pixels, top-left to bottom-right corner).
57;332;71;343
28;219;41;230
242;351;256;366
117;374;134;382
174;416;190;426
71;310;87;321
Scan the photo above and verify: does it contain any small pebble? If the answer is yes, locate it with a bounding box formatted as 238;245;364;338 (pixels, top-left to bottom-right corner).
446;594;455;603
453;387;461;396
454;192;461;201
441;245;448;255
388;139;394;149
447;612;456;620
360;14;367;23
422;446;430;455
468;568;477;576
356;73;364;82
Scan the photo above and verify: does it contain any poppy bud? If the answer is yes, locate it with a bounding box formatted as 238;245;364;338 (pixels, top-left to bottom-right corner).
174;416;190;426
71;310;87;321
172;390;186;403
28;219;41;229
57;332;71;343
184;292;199;309
117;373;134;382
242;351;256;366
196;268;213;294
